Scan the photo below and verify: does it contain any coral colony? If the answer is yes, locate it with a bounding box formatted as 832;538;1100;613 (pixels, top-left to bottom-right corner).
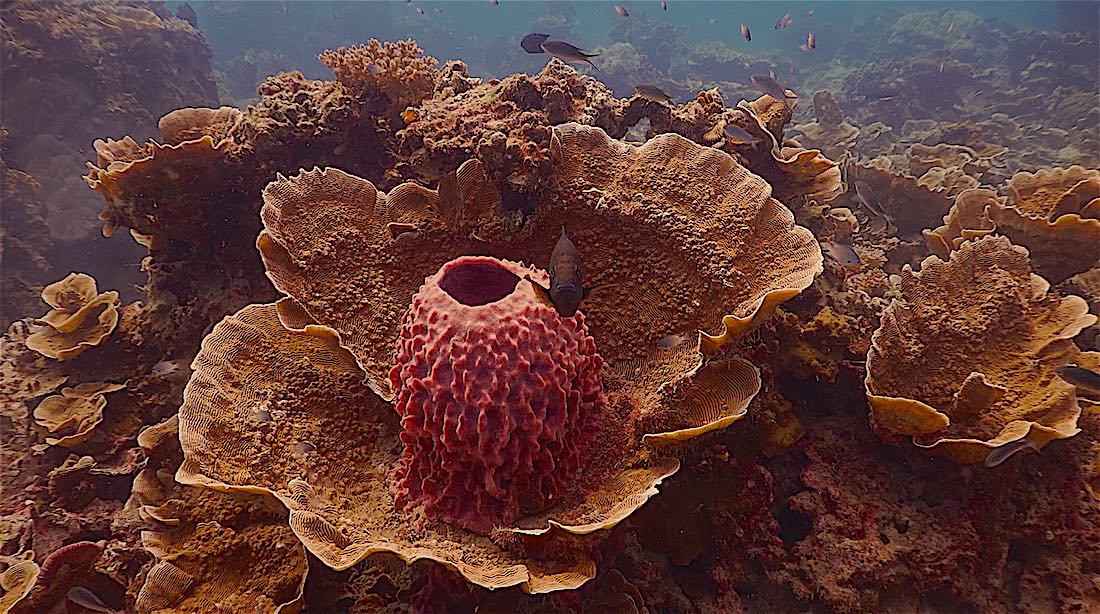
1;4;1098;613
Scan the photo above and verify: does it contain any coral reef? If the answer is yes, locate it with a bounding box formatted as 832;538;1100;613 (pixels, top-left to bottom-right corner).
3;15;1098;612
25;273;120;361
177;120;819;592
318;38;437;123
866;236;1098;463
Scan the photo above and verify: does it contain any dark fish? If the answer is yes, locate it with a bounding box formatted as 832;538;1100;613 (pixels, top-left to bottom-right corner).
151;360;183;376
634;83;674;104
661;1;668;10
489;0;499;4
541;39;601;71
708;17;718;24
800;31;816;51
822;241;860;267
723;124;761;146
175;2;197;27
433;7;444;13
751;74;797;109
521;33;551;54
1057;365;1100;396
293;441;316;455
657;334;687;349
984;439;1037;468
740;23;751;42
614;4;629;17
853;180;889;219
415;6;424;14
67;587;114;614
529;228;592;317
774;12;791;29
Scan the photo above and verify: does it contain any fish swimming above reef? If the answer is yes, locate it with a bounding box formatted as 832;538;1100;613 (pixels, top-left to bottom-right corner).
822;241;861;267
775;11;792;29
175;2;197;27
657;334;687;349
751;74;798;109
800;31;816;51
614;5;629;17
1056;365;1100;396
540;39;601;71
67;587;116;614
634;83;674;104
723;124;761;146
527;228;594;317
852;179;891;221
150;359;184;377
740;23;752;42
984;438;1040;468
521;33;551;54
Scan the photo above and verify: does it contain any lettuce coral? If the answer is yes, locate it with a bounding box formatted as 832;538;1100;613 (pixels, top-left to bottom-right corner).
174;121;824;592
866;235;1099;463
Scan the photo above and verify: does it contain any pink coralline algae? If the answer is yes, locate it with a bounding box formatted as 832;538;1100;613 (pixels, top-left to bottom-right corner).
390;256;604;534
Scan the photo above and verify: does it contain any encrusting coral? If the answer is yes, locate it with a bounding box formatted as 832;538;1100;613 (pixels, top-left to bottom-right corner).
0;552;38;612
174;121;821;592
988;166;1100;283
25;273;120;360
866;236;1099;463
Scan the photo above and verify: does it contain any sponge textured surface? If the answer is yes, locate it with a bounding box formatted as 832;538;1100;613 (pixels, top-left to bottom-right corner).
390;256;605;534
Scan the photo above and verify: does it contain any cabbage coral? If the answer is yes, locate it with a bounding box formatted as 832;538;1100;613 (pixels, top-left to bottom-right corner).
175;123;821;590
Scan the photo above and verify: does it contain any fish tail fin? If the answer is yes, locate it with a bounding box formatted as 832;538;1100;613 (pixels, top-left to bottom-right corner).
586;58;601;72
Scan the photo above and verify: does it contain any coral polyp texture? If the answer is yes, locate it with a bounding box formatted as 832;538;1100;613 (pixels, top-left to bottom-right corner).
866;236;1099;463
391;256;603;534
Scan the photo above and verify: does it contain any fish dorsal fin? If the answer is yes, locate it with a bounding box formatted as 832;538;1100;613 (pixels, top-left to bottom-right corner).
524;274;555;308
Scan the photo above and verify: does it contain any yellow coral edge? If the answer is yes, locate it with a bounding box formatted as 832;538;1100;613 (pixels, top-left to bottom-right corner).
507;457;681;536
916;421;1081;465
700;287;806;354
283;500;595;593
867;390;1084;465
0;551;40;613
178;463;597;592
643;356;760;443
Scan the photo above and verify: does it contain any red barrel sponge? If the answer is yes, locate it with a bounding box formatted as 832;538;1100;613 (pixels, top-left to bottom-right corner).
390;256;605;534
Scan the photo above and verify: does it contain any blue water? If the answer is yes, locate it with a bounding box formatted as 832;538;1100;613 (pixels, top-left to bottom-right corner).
189;0;1096;89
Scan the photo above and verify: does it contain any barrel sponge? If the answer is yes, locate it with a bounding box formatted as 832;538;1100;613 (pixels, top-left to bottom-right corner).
390;256;604;534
